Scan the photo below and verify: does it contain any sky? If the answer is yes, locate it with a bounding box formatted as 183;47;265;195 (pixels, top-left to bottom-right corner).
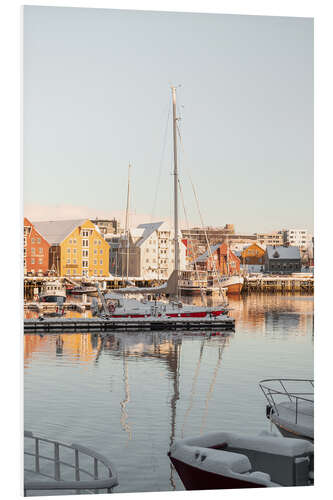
23;6;313;233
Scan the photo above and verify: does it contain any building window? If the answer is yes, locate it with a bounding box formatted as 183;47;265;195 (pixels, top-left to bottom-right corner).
73;248;77;254
37;238;41;244
39;248;43;254
69;239;72;244
82;250;88;257
31;238;35;244
31;258;35;264
94;240;98;245
73;259;77;264
38;258;43;264
82;230;89;237
94;270;97;276
67;269;70;275
31;248;35;255
67;258;70;264
82;260;88;268
100;259;103;265
94;249;97;255
67;248;71;253
82;239;89;247
100;270;103;275
73;269;77;275
93;259;97;265
100;250;103;255
98;240;101;245
73;239;77;244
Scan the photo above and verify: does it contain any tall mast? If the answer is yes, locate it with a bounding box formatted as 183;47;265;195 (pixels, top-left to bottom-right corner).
125;163;131;280
171;86;180;274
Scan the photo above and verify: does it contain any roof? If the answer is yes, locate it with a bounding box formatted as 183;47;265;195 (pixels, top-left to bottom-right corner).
32;219;87;245
135;221;170;247
266;245;301;260
195;243;222;262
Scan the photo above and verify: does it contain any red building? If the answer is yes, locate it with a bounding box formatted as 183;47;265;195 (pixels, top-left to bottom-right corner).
195;242;240;275
24;217;50;275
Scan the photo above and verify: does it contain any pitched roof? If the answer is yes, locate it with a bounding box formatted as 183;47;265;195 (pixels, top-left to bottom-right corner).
195;243;222;262
266;245;300;260
32;219;87;245
135;221;170;247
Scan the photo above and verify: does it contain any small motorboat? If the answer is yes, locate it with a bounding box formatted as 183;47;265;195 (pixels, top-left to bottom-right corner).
168;430;313;490
39;280;66;304
259;379;314;441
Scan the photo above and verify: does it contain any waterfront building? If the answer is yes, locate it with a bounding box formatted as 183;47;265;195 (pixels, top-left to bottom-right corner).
240;243;265;265
264;245;301;274
255;231;284;247
195;242;240;275
283;229;308;249
104;233;122;276
114;221;186;279
90;218;120;235
24;218;51;276
33;219;109;277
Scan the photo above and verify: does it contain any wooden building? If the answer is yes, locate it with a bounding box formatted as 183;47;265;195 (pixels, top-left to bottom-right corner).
241;243;265;265
24;217;50;276
264;245;301;274
195;242;240;275
33;219;109;278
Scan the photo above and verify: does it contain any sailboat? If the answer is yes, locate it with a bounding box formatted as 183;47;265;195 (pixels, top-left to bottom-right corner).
100;87;233;323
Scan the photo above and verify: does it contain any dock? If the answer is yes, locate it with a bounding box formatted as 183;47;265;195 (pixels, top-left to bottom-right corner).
24;302;91;313
24;316;235;333
243;275;313;293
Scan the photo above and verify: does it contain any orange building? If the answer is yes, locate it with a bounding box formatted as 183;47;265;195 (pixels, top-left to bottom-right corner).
24;217;50;275
240;243;265;265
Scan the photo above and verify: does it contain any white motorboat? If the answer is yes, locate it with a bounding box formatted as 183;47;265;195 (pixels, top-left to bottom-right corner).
168;430;313;490
39;280;66;305
259;379;314;441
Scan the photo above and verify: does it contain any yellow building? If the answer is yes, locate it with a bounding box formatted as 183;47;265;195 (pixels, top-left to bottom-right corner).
241;243;265;265
33;219;109;277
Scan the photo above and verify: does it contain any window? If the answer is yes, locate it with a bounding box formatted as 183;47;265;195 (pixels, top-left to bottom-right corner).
39;248;43;254
67;269;71;275
67;248;71;253
100;270;103;275
82;249;88;257
31;258;35;264
73;259;77;264
69;239;72;244
100;259;103;265
31;248;35;255
94;240;98;245
31;238;35;244
94;270;97;276
100;250;103;255
37;238;41;244
38;258;43;264
94;249;97;255
73;239;77;244
67;258;70;264
73;248;77;254
82;230;89;237
82;260;88;268
98;240;101;245
82;239;89;247
94;259;97;265
73;269;77;275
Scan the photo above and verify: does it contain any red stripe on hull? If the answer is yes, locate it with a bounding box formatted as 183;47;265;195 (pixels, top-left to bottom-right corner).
169;456;265;490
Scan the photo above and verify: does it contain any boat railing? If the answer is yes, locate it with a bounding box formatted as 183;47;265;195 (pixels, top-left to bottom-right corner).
259;378;314;425
24;430;118;496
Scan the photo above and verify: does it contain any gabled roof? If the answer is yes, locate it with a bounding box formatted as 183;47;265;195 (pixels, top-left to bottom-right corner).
135;221;171;247
195;243;222;262
32;219;87;245
266;245;300;260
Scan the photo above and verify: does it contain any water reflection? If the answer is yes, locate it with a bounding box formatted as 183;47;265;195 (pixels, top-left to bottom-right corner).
24;294;313;494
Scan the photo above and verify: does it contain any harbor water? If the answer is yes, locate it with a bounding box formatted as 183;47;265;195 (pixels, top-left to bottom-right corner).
24;293;314;493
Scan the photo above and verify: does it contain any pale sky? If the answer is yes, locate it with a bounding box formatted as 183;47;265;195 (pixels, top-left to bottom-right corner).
23;6;313;233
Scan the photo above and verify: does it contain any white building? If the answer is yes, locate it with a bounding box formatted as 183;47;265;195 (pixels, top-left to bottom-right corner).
283;229;308;248
112;221;186;279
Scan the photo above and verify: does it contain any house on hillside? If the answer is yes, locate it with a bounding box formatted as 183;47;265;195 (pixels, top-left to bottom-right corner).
195;242;240;275
33;219;109;277
264;245;301;274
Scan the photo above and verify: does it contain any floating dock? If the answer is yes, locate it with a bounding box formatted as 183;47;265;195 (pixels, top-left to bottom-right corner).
24;316;235;333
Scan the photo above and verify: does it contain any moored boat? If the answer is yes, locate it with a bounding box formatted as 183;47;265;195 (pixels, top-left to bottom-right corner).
218;275;244;295
168;430;313;490
259;378;314;442
39;280;66;304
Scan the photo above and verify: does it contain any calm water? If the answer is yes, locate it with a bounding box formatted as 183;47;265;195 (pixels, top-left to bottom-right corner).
24;294;314;493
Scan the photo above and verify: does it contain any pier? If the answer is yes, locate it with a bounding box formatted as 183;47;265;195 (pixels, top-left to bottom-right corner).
24;316;235;333
243;275;313;293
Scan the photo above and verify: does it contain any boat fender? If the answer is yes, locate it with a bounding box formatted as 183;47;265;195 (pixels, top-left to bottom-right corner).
266;404;274;419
